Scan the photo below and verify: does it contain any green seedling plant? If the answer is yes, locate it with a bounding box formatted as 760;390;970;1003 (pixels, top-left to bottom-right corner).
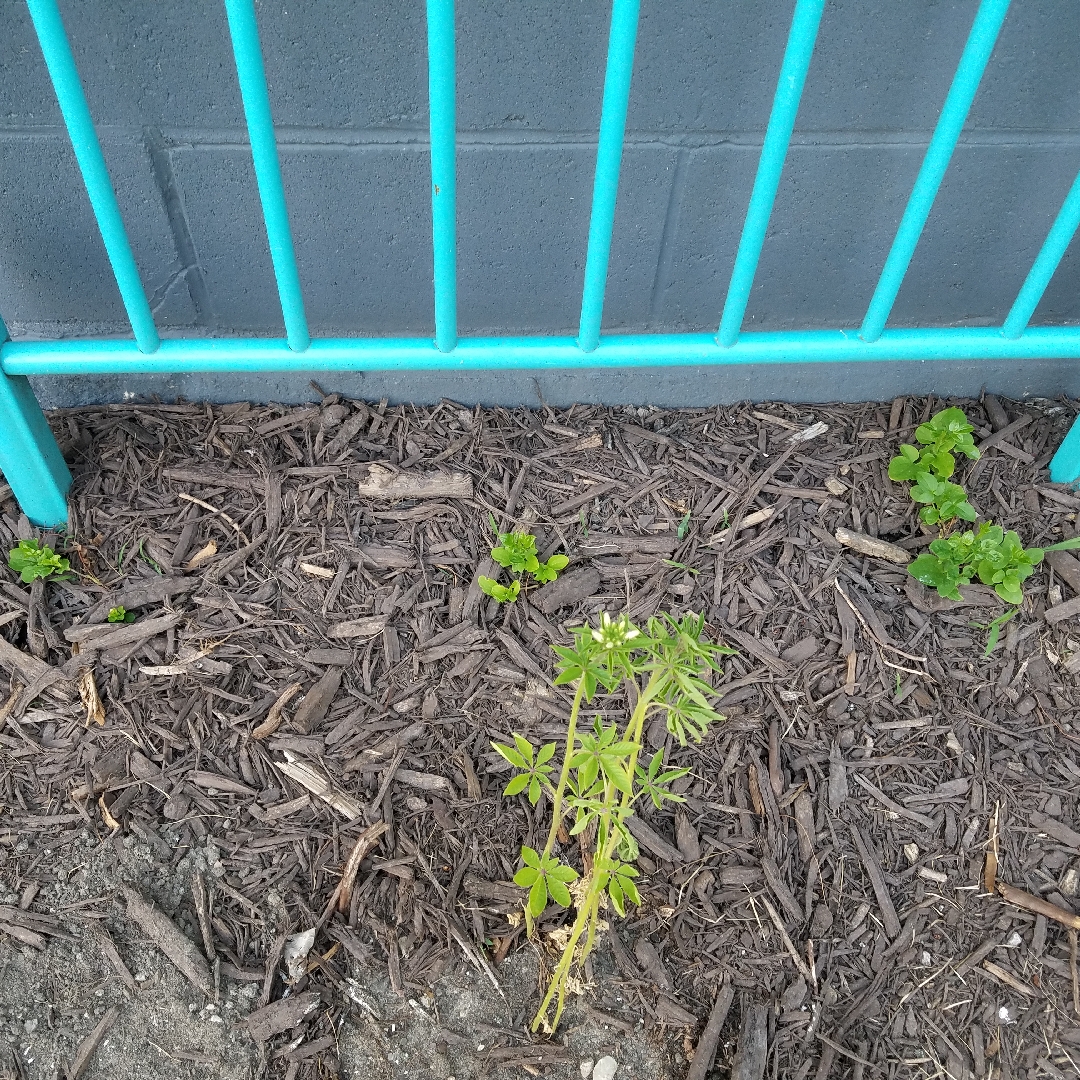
107;606;136;624
492;610;735;1033
7;540;71;584
891;406;1080;649
889;406;979;526
909;524;1080;605
477;517;569;604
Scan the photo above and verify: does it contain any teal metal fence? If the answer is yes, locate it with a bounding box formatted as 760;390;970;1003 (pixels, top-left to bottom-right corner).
3;0;1080;527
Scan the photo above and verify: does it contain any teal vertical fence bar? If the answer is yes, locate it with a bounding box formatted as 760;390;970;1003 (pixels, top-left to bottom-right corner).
860;0;1011;343
717;0;826;347
577;0;641;353
25;0;159;354
426;0;458;353
223;0;310;353
1003;170;1080;339
1050;420;1080;485
0;314;71;527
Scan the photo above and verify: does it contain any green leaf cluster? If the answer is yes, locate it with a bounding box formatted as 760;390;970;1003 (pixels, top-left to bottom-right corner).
513;846;579;916
7;539;71;584
492;733;555;804
477;527;569;603
910;524;1080;606
908;473;976;525
494;609;736;1033
888;407;980;526
107;605;136;624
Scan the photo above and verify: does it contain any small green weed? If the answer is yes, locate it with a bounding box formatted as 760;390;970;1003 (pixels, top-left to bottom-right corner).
7;540;71;584
676;510;691;540
891;405;1080;651
908;524;1080;606
889;407;979;527
107;605;136;624
662;559;699;576
477;521;569;604
973;608;1019;657
494;610;735;1032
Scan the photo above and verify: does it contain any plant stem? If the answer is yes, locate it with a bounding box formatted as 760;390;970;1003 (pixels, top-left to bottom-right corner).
531;672;662;1033
540;680;585;861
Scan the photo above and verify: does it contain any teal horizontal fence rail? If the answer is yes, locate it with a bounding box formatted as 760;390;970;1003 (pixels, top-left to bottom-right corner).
9;327;1080;376
5;0;1080;529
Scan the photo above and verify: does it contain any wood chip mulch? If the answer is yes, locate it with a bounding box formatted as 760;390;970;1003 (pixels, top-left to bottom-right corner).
2;391;1080;1078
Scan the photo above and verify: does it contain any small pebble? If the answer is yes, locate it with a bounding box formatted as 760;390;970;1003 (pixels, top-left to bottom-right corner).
580;1060;594;1079
592;1056;618;1080
23;1020;37;1034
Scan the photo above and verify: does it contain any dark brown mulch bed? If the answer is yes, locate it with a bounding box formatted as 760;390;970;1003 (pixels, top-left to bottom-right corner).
2;391;1080;1078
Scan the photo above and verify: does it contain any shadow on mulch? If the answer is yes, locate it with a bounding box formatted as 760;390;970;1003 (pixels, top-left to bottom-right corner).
1;392;1079;1079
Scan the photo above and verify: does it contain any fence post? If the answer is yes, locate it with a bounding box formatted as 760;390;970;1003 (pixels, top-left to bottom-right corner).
1050;420;1080;485
0;319;71;527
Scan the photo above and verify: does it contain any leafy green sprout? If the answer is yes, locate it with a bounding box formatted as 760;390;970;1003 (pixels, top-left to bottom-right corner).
107;606;136;624
889;406;981;527
138;540;164;575
972;608;1019;657
676;510;691;540
477;525;569;604
909;523;1080;606
662;559;699;576
493;609;735;1033
7;540;71;584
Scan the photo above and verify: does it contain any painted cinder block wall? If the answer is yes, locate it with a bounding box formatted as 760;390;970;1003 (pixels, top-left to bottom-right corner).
2;1;1080;405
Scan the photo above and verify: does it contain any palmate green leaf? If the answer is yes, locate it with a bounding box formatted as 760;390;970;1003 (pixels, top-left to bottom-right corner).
528;878;548;917
547;877;572;908
600;758;634;796
520;846;541;868
503;774;530;797
514;865;540;887
513;733;535;765
548;863;579;885
608;874;626;917
615;824;639;863
492;740;528;769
